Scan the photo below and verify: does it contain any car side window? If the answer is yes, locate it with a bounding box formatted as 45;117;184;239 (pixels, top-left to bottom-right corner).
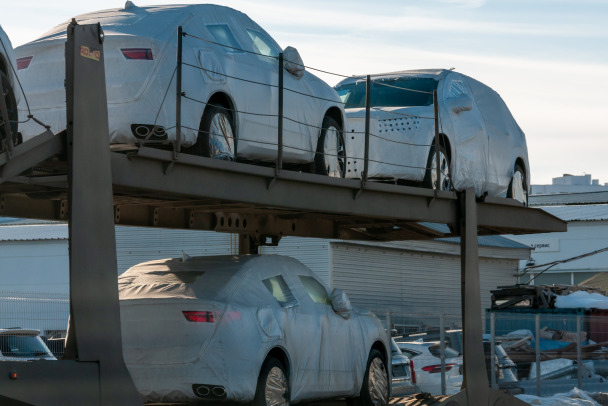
206;24;243;52
246;29;281;57
262;275;298;307
298;275;331;304
447;80;467;99
399;348;420;359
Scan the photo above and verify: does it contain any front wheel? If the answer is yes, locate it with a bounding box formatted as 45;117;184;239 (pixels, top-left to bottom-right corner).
252;356;290;406
422;144;452;191
186;104;235;160
314;116;345;178
507;163;528;206
348;349;389;406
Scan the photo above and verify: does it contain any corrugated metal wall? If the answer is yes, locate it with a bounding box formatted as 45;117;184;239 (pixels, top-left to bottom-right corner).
260;237;331;285
115;227;236;274
331;243;518;327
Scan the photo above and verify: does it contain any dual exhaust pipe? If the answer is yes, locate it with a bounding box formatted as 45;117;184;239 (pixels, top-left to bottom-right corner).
192;384;226;399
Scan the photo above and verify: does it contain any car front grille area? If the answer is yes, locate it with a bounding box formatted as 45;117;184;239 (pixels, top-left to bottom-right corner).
192;384;227;400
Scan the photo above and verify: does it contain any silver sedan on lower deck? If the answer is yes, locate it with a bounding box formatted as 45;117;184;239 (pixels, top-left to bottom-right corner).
119;254;391;405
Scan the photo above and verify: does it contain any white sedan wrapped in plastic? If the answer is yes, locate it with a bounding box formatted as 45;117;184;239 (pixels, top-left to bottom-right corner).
16;3;346;176
334;69;530;204
118;255;391;405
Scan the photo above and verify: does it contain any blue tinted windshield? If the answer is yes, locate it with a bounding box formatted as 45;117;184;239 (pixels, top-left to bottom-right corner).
336;77;438;109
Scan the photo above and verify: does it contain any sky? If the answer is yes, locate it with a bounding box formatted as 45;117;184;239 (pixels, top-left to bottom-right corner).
2;0;607;185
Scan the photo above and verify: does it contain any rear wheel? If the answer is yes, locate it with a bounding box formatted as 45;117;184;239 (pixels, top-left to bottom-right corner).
507;163;528;206
348;349;389;406
0;71;18;146
314;116;345;178
186;104;235;160
252;356;290;406
422;144;452;191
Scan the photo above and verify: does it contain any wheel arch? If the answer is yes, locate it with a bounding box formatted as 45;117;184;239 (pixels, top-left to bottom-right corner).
436;133;452;161
323;106;344;133
371;340;388;367
263;346;291;380
0;53;9;77
205;91;236;125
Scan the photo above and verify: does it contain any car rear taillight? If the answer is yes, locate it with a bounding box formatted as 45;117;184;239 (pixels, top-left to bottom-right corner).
182;311;214;323
17;56;33;70
421;363;455;374
121;48;153;60
410;360;416;384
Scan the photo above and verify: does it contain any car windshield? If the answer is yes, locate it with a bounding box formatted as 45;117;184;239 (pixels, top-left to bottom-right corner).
335;77;438;109
0;335;48;358
428;344;460;359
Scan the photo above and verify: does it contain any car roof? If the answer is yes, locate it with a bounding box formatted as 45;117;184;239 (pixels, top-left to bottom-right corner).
336;69;450;86
118;254;316;302
29;3;259;44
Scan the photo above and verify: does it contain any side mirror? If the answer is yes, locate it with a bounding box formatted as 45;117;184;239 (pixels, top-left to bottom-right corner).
330;288;352;319
447;93;473;114
283;46;305;79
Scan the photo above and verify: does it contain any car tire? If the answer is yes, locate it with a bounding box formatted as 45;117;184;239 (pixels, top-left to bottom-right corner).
507;163;528;206
422;144;452;191
0;71;18;146
347;349;389;406
186;104;235;160
252;356;289;406
313;116;345;178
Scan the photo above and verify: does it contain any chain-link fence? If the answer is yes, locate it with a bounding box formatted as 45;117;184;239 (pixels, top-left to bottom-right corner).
0;291;69;358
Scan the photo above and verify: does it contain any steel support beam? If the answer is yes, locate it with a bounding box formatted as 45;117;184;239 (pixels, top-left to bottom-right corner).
0;22;142;406
442;189;528;406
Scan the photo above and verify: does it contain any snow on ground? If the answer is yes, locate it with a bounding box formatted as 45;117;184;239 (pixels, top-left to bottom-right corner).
516;388;600;405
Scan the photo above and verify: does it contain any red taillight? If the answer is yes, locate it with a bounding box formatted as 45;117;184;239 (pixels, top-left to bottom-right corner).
182;311;214;323
421;363;455;374
17;56;33;70
121;48;153;60
410;360;416;384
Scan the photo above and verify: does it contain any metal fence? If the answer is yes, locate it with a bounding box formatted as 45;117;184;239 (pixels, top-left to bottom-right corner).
0;291;69;358
4;291;607;399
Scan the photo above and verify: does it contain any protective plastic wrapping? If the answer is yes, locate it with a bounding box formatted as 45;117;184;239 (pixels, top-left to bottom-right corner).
119;255;389;404
335;69;529;198
16;4;343;165
0;25;23;126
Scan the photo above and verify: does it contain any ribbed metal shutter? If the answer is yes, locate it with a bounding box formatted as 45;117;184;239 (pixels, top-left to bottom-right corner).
260;237;331;285
115;227;235;274
331;243;517;327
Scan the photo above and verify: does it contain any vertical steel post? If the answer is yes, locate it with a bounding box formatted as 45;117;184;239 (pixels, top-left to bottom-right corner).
433;90;440;193
276;53;284;176
490;312;497;389
362;75;371;187
535;314;541;397
440;314;446;395
460;188;489;404
577;315;583;389
175;26;183;157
